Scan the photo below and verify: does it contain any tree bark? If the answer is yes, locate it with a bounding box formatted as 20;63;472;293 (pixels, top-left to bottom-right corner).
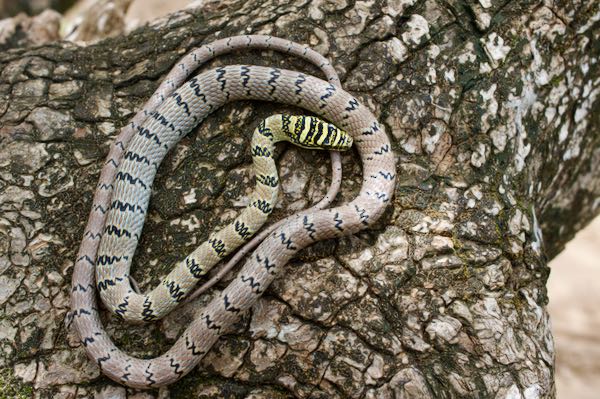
1;0;598;398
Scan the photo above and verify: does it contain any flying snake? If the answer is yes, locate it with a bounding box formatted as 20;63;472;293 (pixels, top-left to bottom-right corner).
69;35;396;388
97;114;352;322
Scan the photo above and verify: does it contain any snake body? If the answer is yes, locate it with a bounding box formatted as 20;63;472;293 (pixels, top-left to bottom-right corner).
70;35;396;388
97;114;352;322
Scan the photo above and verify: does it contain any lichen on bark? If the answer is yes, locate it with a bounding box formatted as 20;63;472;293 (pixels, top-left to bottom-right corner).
0;0;598;398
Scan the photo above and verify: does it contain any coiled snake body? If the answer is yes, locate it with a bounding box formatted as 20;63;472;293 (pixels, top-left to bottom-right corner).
70;35;396;388
97;114;352;322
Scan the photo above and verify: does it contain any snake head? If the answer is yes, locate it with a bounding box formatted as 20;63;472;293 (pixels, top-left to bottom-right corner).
278;114;353;151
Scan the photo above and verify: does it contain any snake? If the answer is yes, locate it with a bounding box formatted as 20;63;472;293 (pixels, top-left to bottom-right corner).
96;114;352;322
69;35;396;388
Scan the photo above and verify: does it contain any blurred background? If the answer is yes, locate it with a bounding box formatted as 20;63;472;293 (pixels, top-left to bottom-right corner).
548;216;600;399
1;1;599;397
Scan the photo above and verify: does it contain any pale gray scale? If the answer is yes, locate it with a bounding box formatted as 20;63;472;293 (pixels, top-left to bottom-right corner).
97;74;235;310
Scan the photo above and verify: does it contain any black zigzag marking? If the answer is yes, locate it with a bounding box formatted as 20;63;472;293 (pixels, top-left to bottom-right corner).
256;253;276;274
98;183;113;190
268;68;281;95
278;232;297;250
203;314;221;332
378;171;395;180
145;364;156;386
169;357;183;376
370;171;395;181
115;140;125;150
104;224;132;238
105;158;118;167
208;237;226;257
96;255;127;266
303;216;317;240
295;74;306;95
189;77;207;102
256;174;278;187
111;199;145;213
345;98;359;112
185;334;205;356
97;278;116;292
223;295;241;313
73;308;91;317
72;283;94;293
142;297;155;321
84;231;101;240
362;121;380;135
216;67;226;91
97;353;111;369
77;255;94;265
354;205;370;226
136;125;161;146
81;332;101;347
121;363;132;382
334;213;343;231
241;65;251;91
115;294;129;318
186;257;204;278
173;93;191;116
93;204;106;213
150;110;176;132
251;145;272;157
241;275;263;294
72;308;91;318
257;120;273;138
115;171;148;189
164;280;185;302
374;144;390;155
376;192;389;202
367;191;390;202
319;84;336;108
252;199;272;214
234;220;252;239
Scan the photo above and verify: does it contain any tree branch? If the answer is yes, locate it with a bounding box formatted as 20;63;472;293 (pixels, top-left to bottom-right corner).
0;0;598;397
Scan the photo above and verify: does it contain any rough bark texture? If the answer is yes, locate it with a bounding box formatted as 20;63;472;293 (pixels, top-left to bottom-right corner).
1;0;599;398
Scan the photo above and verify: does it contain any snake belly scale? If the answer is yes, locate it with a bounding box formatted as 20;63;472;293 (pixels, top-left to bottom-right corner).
97;114;352;322
70;35;396;389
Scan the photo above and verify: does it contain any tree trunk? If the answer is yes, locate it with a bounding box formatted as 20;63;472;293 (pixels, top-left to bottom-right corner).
1;0;598;398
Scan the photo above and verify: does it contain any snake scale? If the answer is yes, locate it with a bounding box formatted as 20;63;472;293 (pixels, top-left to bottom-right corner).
70;35;396;388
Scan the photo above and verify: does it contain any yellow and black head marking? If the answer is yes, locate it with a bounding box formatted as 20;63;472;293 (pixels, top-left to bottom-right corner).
269;114;352;151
